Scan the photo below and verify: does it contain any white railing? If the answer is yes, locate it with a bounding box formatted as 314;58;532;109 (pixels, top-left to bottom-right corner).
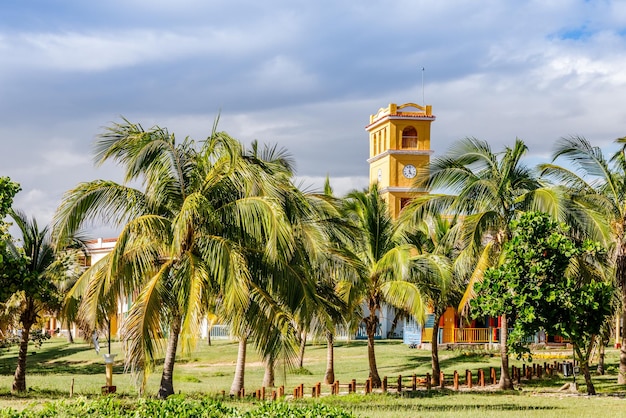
208;324;230;339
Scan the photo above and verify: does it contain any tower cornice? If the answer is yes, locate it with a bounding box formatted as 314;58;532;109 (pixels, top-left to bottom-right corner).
367;149;434;164
379;186;429;194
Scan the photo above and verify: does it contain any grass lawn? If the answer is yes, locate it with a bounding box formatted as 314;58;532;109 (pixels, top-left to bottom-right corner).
1;336;625;417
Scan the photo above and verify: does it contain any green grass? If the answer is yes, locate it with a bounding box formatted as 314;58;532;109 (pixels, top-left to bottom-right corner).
1;337;625;417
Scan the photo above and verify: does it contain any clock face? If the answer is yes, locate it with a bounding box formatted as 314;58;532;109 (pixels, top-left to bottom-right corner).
403;164;417;179
377;168;382;183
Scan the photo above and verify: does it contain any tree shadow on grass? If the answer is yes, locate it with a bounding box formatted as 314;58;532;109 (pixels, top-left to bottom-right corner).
437;353;498;369
0;342;122;376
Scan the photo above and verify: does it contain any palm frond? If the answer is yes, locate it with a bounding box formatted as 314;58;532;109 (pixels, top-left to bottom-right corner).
458;241;495;314
122;261;172;388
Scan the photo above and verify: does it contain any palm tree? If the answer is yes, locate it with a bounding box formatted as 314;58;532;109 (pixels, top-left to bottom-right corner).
54;120;295;398
228;174;346;394
4;210;81;392
289;178;351;385
337;184;439;387
398;213;460;386
539;135;626;384
404;137;541;389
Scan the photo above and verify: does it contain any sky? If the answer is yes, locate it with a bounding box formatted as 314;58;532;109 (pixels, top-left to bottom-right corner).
2;0;626;237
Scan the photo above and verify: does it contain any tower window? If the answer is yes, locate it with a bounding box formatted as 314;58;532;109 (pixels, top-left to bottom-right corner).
402;127;418;149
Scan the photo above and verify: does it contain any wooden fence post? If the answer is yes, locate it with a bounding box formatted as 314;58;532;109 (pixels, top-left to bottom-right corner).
412;374;417;391
279;386;284;397
352;379;356;393
261;387;266;400
490;367;496;385
397;375;402;393
426;373;431;390
466;370;472;388
271;390;277;401
439;372;445;389
453;370;459;390
382;376;388;393
479;369;485;387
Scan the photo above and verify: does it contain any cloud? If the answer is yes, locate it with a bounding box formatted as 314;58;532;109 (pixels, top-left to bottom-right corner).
297;175;370;197
3;0;626;237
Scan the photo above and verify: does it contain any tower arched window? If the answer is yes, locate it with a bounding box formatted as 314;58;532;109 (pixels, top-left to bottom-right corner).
401;127;418;149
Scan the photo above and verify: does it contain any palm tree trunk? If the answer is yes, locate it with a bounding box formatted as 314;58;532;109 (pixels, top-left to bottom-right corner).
66;323;74;344
324;331;335;384
263;354;275;388
615;245;626;384
230;336;247;396
157;315;182;399
298;329;307;369
366;317;381;388
12;317;34;392
431;315;441;386
498;314;513;389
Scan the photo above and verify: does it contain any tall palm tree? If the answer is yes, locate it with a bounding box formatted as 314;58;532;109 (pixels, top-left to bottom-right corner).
404;137;541;389
288;178;351;385
337;184;439;387
4;210;81;392
54;120;295;398
539;135;626;383
398;213;459;386
228;175;346;394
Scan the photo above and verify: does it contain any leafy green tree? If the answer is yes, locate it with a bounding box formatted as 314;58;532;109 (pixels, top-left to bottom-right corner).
0;177;19;216
540;135;626;384
0;177;21;305
3;210;81;392
472;212;613;394
55;120;295;398
404;138;541;389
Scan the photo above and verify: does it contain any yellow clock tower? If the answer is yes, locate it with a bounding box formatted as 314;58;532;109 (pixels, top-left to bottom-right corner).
366;102;435;219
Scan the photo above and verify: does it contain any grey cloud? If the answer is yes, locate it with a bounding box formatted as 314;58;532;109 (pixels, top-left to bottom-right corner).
2;1;626;235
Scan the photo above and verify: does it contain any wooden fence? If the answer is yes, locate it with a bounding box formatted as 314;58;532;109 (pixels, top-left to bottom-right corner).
223;360;573;400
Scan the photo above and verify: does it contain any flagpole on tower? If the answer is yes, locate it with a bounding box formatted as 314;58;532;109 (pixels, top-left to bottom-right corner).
421;67;425;105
